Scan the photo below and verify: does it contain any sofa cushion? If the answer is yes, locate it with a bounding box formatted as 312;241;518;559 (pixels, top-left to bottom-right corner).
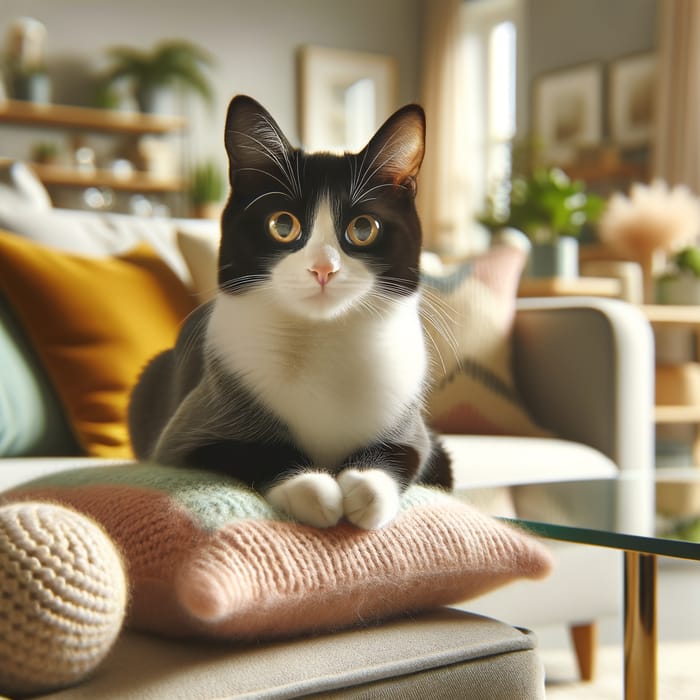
445;435;618;490
0;232;196;458
0;161;52;210
0;297;78;458
0;200;192;285
422;233;546;437
176;224;220;304
2;463;552;641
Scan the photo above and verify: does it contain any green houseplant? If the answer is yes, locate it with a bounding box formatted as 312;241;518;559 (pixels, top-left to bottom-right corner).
657;246;700;304
99;39;215;113
480;167;605;278
190;160;225;219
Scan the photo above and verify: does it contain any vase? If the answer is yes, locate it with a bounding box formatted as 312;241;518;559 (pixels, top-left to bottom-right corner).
526;238;579;279
135;86;174;114
11;72;51;103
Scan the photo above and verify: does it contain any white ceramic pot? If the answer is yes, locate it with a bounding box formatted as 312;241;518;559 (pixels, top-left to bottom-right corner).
656;275;700;305
526;237;579;278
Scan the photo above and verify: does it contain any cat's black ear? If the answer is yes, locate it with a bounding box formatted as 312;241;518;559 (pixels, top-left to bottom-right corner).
358;105;425;193
224;95;295;183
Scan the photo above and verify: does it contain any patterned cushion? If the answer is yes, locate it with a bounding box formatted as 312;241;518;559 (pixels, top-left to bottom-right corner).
422;234;546;436
2;464;553;640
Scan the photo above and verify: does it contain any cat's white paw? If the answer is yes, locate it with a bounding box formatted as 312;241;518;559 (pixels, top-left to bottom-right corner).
266;472;343;528
337;468;400;530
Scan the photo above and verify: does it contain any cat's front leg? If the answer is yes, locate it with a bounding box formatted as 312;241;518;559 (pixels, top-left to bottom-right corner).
337;432;431;530
336;468;401;530
266;472;343;528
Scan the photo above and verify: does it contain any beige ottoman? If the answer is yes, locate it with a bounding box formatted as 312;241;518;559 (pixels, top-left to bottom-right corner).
33;608;544;699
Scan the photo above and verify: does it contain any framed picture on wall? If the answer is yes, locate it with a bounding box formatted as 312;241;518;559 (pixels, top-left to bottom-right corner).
298;45;398;153
609;52;657;148
532;63;603;164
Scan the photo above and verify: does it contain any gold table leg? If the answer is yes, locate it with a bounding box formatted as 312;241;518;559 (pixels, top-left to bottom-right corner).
624;551;657;700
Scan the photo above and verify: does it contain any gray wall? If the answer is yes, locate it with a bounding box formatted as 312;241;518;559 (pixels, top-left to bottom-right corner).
1;0;422;178
519;0;659;134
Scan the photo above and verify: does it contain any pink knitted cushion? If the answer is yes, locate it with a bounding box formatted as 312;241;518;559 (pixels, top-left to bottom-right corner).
2;464;552;640
422;236;547;436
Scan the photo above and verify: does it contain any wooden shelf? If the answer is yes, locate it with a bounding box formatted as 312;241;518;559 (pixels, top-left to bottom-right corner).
655;405;700;424
0;99;185;135
563;160;648;184
27;162;185;193
0;100;188;202
518;276;621;298
642;305;700;326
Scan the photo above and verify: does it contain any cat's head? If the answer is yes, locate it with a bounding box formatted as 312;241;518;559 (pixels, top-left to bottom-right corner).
219;95;425;321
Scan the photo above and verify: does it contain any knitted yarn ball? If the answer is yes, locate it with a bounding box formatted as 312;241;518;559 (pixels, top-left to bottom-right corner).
0;502;127;696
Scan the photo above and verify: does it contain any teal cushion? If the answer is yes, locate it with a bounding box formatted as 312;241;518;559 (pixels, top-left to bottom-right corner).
0;294;79;456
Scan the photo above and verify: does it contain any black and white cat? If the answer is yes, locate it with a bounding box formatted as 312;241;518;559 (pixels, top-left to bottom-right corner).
128;95;452;530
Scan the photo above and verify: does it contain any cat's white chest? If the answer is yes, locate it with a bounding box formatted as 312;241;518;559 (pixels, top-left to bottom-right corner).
208;292;426;466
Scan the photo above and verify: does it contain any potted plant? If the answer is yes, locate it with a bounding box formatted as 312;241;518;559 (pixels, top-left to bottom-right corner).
98;39;215;114
190;160;225;219
30;140;62;165
5;17;51;103
657;247;700;304
481;167;605;278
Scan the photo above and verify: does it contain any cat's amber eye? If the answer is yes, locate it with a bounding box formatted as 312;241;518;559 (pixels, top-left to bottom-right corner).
346;215;380;247
268;212;302;243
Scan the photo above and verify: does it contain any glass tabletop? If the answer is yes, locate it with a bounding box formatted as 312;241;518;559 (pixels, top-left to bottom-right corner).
499;471;700;562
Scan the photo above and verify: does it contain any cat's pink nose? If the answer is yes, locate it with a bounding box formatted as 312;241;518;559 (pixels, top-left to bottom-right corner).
309;262;337;288
308;245;340;288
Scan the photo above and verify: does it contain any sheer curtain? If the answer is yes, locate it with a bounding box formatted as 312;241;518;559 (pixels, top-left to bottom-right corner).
417;0;471;254
653;0;700;191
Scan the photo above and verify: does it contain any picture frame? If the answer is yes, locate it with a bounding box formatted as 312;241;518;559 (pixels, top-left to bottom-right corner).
298;45;398;153
532;63;603;164
608;52;657;147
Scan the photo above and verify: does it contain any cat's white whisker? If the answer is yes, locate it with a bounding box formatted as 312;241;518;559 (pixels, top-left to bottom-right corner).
350;130;405;205
258;114;302;198
243;190;293;210
236;165;295;199
234;130;287;171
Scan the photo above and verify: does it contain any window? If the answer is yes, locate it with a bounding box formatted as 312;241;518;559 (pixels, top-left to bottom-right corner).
461;0;521;224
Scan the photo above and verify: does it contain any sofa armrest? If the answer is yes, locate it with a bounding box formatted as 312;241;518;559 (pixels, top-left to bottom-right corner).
512;297;654;476
511;297;656;534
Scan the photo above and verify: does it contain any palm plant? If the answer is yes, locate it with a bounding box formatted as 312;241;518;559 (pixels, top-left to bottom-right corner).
100;40;215;113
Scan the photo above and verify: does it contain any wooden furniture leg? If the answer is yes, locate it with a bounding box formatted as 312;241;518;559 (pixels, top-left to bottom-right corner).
570;622;597;681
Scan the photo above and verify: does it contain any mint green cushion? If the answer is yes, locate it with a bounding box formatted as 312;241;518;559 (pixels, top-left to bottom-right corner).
0;294;79;456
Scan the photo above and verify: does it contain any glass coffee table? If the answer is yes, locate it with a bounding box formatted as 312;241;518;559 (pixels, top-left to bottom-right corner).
504;472;700;700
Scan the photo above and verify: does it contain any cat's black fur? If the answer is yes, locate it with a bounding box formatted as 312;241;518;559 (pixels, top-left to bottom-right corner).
128;95;452;529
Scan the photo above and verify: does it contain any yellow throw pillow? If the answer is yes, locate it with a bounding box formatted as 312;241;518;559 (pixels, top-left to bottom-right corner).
0;230;197;457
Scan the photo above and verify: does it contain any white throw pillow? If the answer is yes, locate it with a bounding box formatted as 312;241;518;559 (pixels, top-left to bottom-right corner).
176;225;220;303
0;161;52;211
0;205;191;285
